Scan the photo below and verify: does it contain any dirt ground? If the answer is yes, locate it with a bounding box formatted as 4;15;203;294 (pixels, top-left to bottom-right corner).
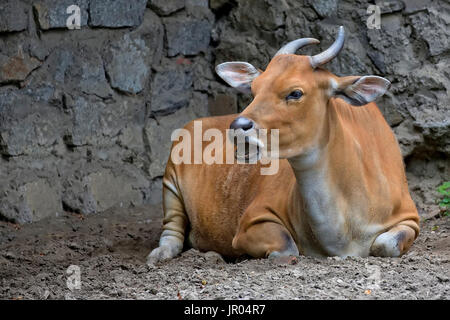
0;204;448;300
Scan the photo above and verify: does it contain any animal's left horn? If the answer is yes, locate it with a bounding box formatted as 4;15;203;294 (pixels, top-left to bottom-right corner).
274;38;320;57
309;26;345;68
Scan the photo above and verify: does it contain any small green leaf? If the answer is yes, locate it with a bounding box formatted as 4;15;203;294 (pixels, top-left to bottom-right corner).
437;181;450;195
437;182;450;211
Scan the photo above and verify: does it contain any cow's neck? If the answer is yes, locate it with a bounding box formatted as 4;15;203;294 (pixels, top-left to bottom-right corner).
287;102;352;256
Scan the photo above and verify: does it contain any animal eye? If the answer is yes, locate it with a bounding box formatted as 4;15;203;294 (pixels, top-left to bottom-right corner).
286;90;303;100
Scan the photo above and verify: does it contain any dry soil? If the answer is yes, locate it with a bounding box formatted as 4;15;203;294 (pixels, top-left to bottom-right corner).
0;204;449;300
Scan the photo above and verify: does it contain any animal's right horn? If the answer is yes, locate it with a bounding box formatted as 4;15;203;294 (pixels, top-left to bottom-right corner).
309;26;345;68
274;38;320;57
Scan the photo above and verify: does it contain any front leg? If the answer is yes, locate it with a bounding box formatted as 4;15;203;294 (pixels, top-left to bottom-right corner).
147;178;187;265
232;214;299;259
370;223;417;257
147;231;184;265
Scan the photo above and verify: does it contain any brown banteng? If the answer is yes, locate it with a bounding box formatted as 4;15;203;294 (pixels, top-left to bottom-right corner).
148;27;419;263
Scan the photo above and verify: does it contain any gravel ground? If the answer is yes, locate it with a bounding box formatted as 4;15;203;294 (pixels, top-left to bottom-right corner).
0;204;448;300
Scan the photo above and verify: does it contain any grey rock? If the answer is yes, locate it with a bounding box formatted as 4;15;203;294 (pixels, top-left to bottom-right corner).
0;172;62;224
23;83;60;106
405;62;450;154
190;91;210;118
186;0;209;8
133;10;165;66
104;34;151;94
192;57;216;91
76;49;113;98
164;16;211;56
310;0;338;18
0;0;28;32
420;123;450;155
214;33;271;70
408;92;449;128
210;0;232;11
103;36;149;94
367;51;387;74
43;48;74;84
0;88;65;156
150;65;193;114
90;0;147;28
377;92;405;127
62;165;149;214
147;177;163;205
232;0;286;31
406;157;449;215
117;125;145;153
185;0;215;22
147;0;184;16
64;94;145;147
379;1;404;14
27;38;51;62
101;97;146;139
0;50;41;84
63;45;113;98
145;106;198;178
34;0;89;30
64;95;102;147
410;8;450;56
18;179;62;222
393;121;424;158
402;0;431;14
367;15;420;75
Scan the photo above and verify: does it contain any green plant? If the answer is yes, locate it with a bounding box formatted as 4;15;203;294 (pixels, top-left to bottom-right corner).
437;181;450;216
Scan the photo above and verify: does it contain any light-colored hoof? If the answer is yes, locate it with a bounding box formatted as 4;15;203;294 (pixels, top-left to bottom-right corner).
370;225;416;257
268;252;300;265
204;251;226;264
146;245;179;265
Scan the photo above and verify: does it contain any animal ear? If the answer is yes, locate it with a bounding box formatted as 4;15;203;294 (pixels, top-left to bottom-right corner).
215;62;261;94
333;76;391;106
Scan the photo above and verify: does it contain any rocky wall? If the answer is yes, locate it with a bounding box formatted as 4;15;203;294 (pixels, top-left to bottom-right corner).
0;0;448;223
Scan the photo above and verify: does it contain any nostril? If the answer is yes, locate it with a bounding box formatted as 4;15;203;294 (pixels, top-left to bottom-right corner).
230;116;254;131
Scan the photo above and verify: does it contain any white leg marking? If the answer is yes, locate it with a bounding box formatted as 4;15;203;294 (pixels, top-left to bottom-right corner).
147;231;184;265
371;232;401;257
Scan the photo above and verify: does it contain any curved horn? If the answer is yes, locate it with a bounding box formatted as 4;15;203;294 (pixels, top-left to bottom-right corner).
274;38;320;57
309;26;345;68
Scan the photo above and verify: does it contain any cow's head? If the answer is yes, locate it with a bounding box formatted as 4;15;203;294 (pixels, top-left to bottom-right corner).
216;27;390;161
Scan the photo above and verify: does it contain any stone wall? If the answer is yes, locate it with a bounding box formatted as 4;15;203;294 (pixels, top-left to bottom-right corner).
0;0;448;223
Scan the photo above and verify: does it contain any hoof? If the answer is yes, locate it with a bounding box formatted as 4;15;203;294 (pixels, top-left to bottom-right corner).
269;255;299;265
146;245;179;265
204;251;226;264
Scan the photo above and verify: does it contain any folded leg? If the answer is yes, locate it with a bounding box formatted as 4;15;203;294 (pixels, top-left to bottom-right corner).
232;217;299;259
147;179;187;265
